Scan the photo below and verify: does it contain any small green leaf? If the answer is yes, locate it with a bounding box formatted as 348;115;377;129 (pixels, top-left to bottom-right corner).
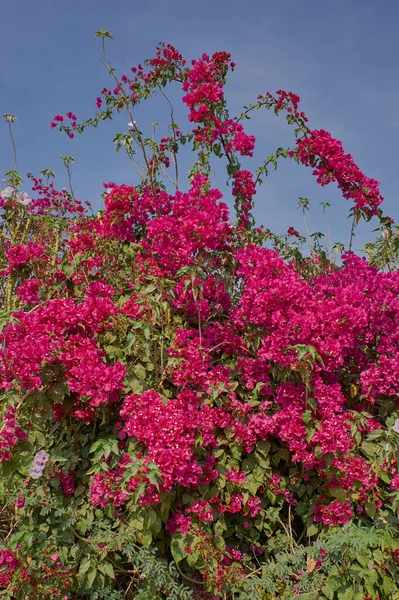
361;441;376;458
86;567;97;589
366;429;383;440
322;584;334;600
337;584;353;600
306;523;318;537
74;485;85;497
51;455;69;463
326;575;342;592
79;557;91;575
170;536;186;563
329;487;347;501
94;30;114;40
102;562;115;579
144;283;157;294
365;501;376;519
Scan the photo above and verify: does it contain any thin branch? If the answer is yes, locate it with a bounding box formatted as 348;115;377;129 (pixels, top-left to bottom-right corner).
301;206;313;255
6;119;17;172
322;204;333;262
348;213;357;252
159;88;179;190
66;163;74;198
218;133;234;167
159;163;177;186
174;560;205;586
100;37;155;189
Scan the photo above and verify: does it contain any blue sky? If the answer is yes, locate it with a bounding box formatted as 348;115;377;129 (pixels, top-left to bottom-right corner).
1;0;399;252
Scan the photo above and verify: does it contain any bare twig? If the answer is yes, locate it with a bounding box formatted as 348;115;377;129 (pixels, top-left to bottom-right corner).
100;37;155;189
348;213;357;252
159;88;179;190
4;114;17;172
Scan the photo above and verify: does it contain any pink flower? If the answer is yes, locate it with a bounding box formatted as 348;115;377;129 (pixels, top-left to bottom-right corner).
296;129;383;215
225;467;248;484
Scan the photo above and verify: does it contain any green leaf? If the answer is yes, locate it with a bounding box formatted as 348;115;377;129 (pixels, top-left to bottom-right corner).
89;439;105;453
329;487;347;501
134;364;147;380
74;485;85;497
306;523;319;537
382;574;398;595
86;567;97;589
61;530;75;543
380;470;391;484
140;532;152;547
366;429;384;440
101;561;115;579
322;585;334;600
302;410;313;425
226;163;240;177
144;283;157;294
242;458;254;473
79;557;91;575
170;536;186;563
186;550;200;568
146;509;158;526
326;576;342;592
257;440;271;456
51;455;69;463
337;584;353;600
94;30;114;40
365;501;376;519
361;441;376;458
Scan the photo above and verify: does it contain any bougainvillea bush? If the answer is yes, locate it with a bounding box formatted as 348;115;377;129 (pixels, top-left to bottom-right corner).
2;32;399;600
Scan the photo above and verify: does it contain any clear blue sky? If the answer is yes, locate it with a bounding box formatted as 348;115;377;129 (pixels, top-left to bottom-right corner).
1;0;399;251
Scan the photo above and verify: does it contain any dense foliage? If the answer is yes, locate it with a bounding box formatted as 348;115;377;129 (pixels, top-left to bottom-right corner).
1;33;399;600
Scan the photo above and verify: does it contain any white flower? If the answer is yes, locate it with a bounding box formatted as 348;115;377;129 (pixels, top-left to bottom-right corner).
16;191;31;206
127;121;137;128
0;186;31;205
28;450;49;479
0;186;15;199
385;443;391;452
28;465;44;479
393;419;399;434
34;450;49;465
